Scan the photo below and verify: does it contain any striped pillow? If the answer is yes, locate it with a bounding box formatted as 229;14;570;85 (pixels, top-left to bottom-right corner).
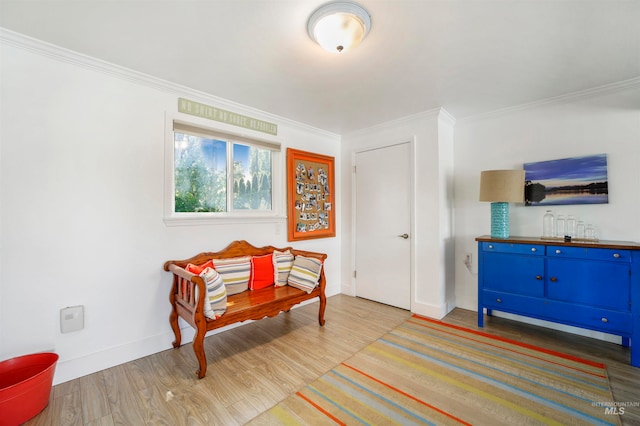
273;250;294;286
212;256;251;295
287;255;323;293
199;267;227;320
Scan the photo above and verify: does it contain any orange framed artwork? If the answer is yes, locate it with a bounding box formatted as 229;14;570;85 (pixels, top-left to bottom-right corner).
287;148;335;241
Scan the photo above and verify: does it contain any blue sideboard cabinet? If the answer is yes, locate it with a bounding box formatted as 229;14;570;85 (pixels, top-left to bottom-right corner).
476;235;640;368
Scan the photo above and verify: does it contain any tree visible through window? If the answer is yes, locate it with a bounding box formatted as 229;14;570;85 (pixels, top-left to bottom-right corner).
173;126;274;214
232;144;272;210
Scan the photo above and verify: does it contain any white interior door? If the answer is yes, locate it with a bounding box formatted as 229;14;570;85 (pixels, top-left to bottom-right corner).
355;142;411;310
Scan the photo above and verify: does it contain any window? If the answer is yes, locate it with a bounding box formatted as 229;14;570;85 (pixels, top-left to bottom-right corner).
168;121;280;220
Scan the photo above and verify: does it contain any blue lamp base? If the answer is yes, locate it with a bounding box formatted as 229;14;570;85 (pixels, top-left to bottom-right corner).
490;202;510;238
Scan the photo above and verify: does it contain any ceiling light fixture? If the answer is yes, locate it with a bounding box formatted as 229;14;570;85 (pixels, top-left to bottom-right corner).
307;2;372;53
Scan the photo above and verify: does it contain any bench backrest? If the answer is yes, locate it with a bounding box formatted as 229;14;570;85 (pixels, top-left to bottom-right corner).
163;240;327;271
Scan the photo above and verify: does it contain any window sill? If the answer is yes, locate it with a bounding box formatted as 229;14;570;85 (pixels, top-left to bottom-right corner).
163;214;287;227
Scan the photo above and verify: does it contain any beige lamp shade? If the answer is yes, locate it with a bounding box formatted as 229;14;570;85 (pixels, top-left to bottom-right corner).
479;170;525;203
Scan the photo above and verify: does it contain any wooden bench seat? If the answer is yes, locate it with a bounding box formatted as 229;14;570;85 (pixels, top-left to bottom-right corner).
164;240;327;378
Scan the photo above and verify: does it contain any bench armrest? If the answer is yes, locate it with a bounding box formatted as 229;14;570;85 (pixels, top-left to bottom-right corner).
166;263;207;319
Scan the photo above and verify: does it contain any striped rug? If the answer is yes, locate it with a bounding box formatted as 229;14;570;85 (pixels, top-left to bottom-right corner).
250;314;620;425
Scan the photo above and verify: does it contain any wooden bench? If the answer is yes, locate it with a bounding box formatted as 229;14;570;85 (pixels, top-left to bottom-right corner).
163;240;327;378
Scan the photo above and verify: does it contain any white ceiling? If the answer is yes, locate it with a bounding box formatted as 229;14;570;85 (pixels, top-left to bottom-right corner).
1;0;639;134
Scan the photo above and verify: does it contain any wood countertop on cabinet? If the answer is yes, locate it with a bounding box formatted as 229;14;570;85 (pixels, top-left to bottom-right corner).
475;235;640;250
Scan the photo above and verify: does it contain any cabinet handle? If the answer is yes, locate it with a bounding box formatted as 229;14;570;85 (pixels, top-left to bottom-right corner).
550;277;558;282
496;298;502;303
613;253;620;258
601;317;608;323
535;275;542;280
531;247;537;252
555;249;561;254
488;245;494;249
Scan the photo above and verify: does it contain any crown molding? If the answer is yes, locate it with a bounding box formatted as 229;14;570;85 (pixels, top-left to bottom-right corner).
5;26;634;137
437;108;456;128
0;27;340;140
344;107;446;138
459;76;640;123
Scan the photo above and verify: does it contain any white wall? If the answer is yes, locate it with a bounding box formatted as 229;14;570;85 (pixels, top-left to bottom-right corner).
341;109;456;319
453;84;640;341
0;34;341;384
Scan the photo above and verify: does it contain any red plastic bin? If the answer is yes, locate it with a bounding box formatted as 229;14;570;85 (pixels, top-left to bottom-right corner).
0;352;58;426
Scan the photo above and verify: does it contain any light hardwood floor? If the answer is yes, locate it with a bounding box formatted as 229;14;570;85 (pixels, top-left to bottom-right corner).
26;294;639;425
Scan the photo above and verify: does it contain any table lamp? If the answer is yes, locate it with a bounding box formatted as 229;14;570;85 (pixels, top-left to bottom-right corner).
479;169;525;238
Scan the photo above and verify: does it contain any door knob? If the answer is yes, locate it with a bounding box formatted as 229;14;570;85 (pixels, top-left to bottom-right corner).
398;233;409;239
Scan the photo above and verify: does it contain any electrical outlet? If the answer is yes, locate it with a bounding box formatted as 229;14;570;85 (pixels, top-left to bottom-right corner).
60;305;84;333
464;253;472;269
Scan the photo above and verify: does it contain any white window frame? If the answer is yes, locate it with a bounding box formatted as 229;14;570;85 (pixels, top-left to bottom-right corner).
164;114;285;226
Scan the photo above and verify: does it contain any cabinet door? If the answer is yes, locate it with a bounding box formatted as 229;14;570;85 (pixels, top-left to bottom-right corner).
547;258;630;311
482;253;544;297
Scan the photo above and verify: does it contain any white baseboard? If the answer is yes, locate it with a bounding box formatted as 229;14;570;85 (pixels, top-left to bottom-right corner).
487;310;622;345
53;297;328;385
411;300;450;320
53;331;174;385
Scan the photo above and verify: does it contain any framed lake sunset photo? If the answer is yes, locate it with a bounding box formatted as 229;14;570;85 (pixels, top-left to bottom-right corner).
524;154;609;206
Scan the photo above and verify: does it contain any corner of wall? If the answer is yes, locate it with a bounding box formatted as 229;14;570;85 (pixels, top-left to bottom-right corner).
438;108;456;128
411;300;451;320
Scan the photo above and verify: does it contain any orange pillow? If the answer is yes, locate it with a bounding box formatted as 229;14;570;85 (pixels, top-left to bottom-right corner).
250;254;275;290
185;260;214;275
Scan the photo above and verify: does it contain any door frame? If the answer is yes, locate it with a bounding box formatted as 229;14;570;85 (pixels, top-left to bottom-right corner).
350;137;416;311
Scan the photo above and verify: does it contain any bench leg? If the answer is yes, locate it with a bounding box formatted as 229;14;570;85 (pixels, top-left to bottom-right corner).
318;292;326;326
169;278;182;348
193;321;208;379
169;309;182;348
